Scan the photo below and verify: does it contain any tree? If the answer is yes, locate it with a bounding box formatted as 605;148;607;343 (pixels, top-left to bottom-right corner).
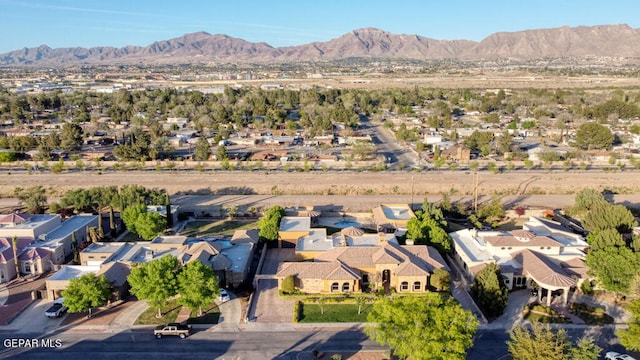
585;229;625;251
216;145;228;161
477;197;505;221
583;203;637;234
134;211;167;240
121;204;167;240
574;123;614;150
585;246;640;295
617;299;640;351
470;263;509;318
61;273;112;318
177;260;220;317
366;294;478;360
430;268;451;292
60;122;84;151
14;186;47;213
463;131;493;152
193;136;211;161
355;294;368;315
281;275;295;294
572;189;607;213
507;323;570;360
128;255;181;318
568;336;602;360
258;205;285;242
12;236;20;279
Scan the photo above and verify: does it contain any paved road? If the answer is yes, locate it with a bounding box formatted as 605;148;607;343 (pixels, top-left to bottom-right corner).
0;330;386;360
361;114;420;169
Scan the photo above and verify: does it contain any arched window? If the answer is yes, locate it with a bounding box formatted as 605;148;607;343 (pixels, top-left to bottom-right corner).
400;281;409;291
331;282;339;292
413;281;421;291
342;282;350;292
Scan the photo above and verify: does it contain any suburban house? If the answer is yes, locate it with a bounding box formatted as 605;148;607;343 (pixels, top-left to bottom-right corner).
276;240;449;294
0;213;98;281
449;216;590;305
46;230;259;300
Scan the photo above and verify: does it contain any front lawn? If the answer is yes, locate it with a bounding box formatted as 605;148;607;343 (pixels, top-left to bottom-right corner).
571;302;614;325
180;220;259;236
298;303;371;323
134;298;220;325
522;303;571;324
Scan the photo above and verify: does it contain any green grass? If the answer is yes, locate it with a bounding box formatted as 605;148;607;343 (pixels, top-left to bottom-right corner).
134;298;220;325
180;220;259;236
135;298;182;325
298;303;372;323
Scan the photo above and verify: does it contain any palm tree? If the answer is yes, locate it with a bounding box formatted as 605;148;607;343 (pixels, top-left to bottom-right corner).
12;236;20;280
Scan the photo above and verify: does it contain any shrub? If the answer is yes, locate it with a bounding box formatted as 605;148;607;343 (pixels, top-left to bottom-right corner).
282;275;295;294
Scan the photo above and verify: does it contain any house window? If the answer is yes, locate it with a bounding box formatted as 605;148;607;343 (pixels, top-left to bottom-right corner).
400;282;409;291
413;282;421;291
24;263;31;273
331;282;339;292
342;283;350;292
362;274;369;283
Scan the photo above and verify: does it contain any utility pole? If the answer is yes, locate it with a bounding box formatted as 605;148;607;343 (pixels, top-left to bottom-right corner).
473;172;479;213
411;175;415;211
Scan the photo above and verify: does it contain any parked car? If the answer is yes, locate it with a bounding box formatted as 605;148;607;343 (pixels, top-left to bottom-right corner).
219;289;230;302
154;323;191;339
45;298;68;318
605;351;636;360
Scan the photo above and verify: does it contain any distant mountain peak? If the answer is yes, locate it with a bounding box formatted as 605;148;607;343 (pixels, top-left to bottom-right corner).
1;24;639;66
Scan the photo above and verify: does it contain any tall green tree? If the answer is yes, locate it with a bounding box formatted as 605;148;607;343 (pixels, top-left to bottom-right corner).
617;299;640;351
366;294;478;360
583;203;637;234
128;255;181;318
585;246;640;295
177;260;220;317
507;323;570;360
568;336;602;360
470;263;509;318
574;123;614;150
61;273;112;318
586;229;626;251
60;122;84;151
12;236;20;279
258;205;285;242
193;136;211;161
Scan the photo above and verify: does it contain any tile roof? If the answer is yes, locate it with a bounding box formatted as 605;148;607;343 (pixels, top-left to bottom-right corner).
231;229;259;244
0;213;31;224
484;234;562;248
18;247;51;261
513;249;576;288
277;261;361;280
96;261;131;287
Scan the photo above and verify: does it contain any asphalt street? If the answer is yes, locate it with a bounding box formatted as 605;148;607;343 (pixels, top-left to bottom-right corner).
0;330;386;360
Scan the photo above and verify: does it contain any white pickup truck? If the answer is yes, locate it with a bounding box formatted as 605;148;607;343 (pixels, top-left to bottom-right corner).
45;298;68;318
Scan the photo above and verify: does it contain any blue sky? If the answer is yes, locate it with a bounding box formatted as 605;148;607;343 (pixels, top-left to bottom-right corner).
0;0;638;53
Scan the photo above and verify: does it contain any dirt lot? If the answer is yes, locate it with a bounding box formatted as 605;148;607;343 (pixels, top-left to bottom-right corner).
1;170;639;197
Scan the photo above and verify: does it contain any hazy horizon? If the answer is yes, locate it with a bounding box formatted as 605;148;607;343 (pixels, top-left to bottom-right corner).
0;0;638;53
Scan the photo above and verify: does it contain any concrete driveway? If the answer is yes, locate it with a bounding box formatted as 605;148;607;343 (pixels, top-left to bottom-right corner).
2;299;69;334
248;248;296;323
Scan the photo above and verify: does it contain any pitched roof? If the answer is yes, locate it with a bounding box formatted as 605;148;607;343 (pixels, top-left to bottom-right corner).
231;229;259;244
513;249;576;288
0;213;31;224
484;234;562;248
18;247;51;261
179;241;221;256
314;242;447;274
96;261;131;287
277;261;360;280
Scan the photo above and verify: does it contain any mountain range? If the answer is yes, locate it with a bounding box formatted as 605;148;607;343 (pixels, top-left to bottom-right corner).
1;24;639;66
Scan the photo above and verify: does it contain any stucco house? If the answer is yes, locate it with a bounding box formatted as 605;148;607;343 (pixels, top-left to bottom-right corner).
449;216;589;305
276;240;449;294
